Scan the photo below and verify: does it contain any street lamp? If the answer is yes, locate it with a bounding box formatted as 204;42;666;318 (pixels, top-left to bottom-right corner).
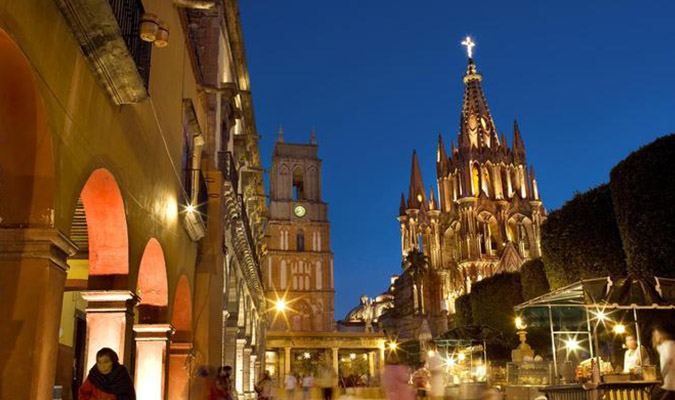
613;324;626;334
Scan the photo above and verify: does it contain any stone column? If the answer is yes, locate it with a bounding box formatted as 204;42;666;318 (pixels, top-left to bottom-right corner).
332;347;339;386
284;346;291;382
168;341;191;400
379;346;386;381
223;325;238;368
243;347;252;393
0;229;77;400
134;324;173;400
249;353;257;392
81;290;138;373
236;338;246;394
368;351;375;379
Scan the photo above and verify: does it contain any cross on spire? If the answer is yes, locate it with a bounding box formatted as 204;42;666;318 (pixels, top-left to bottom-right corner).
461;36;475;59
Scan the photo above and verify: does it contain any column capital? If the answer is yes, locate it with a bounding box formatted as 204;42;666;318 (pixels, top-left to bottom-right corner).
134;324;174;341
82;290;139;313
0;228;77;273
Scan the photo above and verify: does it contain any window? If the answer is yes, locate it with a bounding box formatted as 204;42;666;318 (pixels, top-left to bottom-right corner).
297;230;305;252
292;168;304;200
472;163;480;196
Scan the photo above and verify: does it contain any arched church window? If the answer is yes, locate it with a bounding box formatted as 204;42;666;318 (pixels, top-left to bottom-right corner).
292;167;304;200
482;166;492;197
472;164;480;196
297;230;305;252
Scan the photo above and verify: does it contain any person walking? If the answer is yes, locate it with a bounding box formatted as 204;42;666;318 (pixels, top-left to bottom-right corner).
255;372;275;400
654;324;675;400
79;348;136;400
211;365;234;400
318;364;336;400
382;353;414;400
301;373;314;400
285;371;298;400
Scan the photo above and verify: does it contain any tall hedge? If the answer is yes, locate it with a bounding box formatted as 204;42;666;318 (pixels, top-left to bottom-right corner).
470;272;523;338
520;258;550;301
541;184;627;289
609;134;675;277
455;293;473;327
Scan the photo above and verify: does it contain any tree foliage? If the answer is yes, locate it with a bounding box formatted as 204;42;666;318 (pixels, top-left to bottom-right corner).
520;258;550;301
541;184;627;289
455;293;473;327
609;134;675;277
470;272;523;339
403;249;429;284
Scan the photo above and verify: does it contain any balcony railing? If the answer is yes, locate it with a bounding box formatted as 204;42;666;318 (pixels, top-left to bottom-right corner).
108;0;152;87
219;151;239;193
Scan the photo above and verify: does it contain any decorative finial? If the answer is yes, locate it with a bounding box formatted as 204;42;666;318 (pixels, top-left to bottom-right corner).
461;36;476;59
277;124;284;143
310;128;317;145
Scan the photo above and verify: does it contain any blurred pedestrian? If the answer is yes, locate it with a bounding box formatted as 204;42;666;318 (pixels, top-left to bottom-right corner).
654;323;675;400
285;371;298;400
255;372;275;400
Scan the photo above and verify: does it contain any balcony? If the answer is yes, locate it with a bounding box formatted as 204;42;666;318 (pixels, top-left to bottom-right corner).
54;0;152;104
182;168;208;241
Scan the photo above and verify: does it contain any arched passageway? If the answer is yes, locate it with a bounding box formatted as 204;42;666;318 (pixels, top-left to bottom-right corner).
134;238;170;400
0;27;72;400
168;275;193;400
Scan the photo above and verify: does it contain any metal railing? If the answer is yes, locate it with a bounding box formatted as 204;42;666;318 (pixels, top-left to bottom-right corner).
107;0;152;87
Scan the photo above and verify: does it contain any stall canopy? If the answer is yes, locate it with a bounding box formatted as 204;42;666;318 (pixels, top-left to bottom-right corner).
437;325;505;345
515;276;675;311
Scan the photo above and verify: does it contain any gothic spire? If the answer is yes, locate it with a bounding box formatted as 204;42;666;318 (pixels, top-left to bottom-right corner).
437;133;448;178
407;150;426;209
513;119;526;162
429;186;437;210
458;56;500;151
399;193;407;216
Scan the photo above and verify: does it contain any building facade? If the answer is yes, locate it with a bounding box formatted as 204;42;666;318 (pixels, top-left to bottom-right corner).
0;1;265;399
265;130;335;332
391;54;546;338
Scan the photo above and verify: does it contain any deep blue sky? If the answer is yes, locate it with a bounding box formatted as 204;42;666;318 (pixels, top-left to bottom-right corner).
239;1;675;318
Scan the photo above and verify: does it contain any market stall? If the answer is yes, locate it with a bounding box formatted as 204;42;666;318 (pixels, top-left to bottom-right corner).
513;276;675;400
432;326;505;400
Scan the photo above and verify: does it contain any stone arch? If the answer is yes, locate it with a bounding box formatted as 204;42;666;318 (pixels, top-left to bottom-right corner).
292;165;304;200
0;28;54;228
477;211;501;255
507;214;535;257
171;275;193;340
168;275;193;400
137;238;169;322
78;168;129;278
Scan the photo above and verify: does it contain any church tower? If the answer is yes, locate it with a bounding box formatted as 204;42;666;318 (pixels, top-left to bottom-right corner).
265;129;335;332
398;38;545;327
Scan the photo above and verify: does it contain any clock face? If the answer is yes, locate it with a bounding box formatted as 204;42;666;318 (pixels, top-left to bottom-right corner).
294;205;306;218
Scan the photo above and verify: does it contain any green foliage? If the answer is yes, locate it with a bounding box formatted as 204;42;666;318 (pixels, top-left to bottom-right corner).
609;134;675;277
470;272;523;339
455;293;473;327
520;258;550;300
403;249;429;284
541;184;627;289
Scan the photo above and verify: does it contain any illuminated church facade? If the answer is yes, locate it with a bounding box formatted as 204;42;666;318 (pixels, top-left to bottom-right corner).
395;42;546;335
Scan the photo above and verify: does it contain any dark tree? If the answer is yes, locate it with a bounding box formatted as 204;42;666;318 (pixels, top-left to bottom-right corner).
541;184;627;289
520;258;550;301
470;272;523;339
610;134;675;278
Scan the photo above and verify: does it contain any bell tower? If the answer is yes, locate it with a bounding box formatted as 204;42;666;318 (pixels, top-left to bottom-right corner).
265;128;335;332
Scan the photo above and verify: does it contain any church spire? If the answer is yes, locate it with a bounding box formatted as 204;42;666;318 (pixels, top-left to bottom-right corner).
437;133;448;178
407;150;426;209
399;192;407;216
457;38;500;151
513;119;526;162
429;186;437;210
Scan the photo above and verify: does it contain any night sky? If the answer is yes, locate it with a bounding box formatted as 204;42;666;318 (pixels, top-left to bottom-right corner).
239;1;675;318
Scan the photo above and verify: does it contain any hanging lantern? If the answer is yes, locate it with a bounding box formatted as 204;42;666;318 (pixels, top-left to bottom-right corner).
155;22;170;47
139;13;159;42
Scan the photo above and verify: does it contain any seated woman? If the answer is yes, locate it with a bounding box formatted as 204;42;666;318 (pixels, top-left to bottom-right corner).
79;348;136;400
623;333;650;373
